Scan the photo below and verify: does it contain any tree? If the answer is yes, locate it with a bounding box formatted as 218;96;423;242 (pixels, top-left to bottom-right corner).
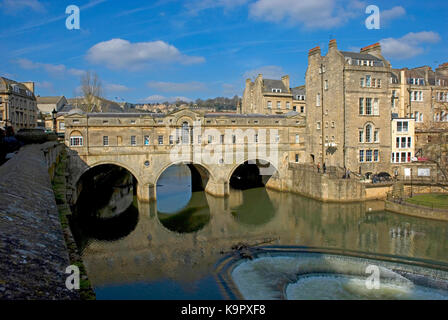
80;71;103;112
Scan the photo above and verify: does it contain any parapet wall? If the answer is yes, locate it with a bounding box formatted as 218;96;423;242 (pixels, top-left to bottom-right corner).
0;143;78;299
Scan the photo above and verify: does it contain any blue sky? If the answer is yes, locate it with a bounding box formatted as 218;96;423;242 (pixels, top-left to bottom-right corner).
0;0;447;103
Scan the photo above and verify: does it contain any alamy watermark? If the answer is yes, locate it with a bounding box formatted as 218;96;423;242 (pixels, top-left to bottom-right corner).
66;5;80;30
168;122;279;175
65;265;80;290
365;5;380;29
365;264;380;289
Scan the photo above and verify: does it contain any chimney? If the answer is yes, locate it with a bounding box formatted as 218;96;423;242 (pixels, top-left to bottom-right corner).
360;43;382;58
281;75;290;90
308;46;321;57
255;73;263;83
329;39;337;50
22;81;35;94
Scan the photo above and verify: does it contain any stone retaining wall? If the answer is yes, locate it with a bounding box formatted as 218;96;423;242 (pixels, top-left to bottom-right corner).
0;143;79;299
385;200;448;222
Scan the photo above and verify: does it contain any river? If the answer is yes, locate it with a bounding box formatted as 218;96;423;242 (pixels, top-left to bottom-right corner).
70;164;448;299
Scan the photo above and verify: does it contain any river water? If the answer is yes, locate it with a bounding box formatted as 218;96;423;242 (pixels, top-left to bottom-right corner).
70;164;448;300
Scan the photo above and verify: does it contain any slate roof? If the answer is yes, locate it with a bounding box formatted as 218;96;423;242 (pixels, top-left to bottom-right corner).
36;96;65;104
291;86;305;96
262;79;289;93
340;51;385;67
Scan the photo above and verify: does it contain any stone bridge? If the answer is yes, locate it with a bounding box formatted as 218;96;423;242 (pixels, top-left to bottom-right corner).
64;109;306;203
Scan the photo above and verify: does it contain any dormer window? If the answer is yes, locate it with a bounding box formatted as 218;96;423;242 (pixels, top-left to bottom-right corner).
272;88;282;93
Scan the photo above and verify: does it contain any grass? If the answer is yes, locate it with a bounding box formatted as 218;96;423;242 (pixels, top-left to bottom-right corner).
406;193;448;209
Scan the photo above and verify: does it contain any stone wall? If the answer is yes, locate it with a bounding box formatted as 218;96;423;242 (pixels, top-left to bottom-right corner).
284;163;365;202
0;142;78;299
385;200;448;221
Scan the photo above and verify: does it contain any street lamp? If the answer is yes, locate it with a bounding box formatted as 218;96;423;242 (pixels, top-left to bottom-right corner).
52;108;57;133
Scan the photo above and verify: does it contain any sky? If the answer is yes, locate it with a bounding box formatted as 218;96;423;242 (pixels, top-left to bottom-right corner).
0;0;447;103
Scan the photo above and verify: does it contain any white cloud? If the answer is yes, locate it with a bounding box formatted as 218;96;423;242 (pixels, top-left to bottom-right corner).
16;58;84;77
0;0;45;14
147;81;206;93
381;31;441;59
381;6;406;24
140;95;193;103
249;0;365;29
105;83;130;93
86;39;205;70
243;65;285;80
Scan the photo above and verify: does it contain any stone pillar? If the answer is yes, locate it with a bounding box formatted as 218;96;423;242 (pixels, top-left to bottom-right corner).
137;183;156;202
204;180;229;197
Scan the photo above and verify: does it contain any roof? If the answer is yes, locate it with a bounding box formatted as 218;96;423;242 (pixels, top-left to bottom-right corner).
0;77;36;99
262;79;289;94
36;96;65;104
291;86;306;96
340;51;385;67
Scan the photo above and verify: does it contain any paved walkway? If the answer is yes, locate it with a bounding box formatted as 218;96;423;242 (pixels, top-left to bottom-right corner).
0;144;78;299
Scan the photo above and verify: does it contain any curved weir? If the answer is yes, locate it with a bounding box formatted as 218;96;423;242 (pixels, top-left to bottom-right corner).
224;249;448;300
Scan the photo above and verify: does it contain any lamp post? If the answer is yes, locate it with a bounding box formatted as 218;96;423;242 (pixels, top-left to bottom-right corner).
52;108;57;133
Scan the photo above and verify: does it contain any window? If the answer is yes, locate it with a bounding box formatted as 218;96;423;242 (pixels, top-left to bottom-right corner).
366;150;373;162
144;136;150;145
131;136;136;146
374;130;379;143
366;98;372;115
397;121;408;132
59;122;65;130
300;106;304;113
317;122;321;130
373;98;379;115
208;135;213;144
324;80;328;90
401;137;406;148
316;93;321;107
391;153;395;163
130;120;136;124
103;136;109;146
267;101;272;109
272;88;282;93
232;135;236;144
366;75;371;87
359;98;364;115
408;137;412;148
295;154;299;163
197;135;202;144
331;121;335;128
220;134;224;144
401;152;406;163
158;135;163;145
396;137;400;148
70;136;83;146
360;78;365;87
359;130;364;143
277;101;281;109
286;102;290;109
359;150;364;162
365;124;372;142
377;79;381;88
374;150;379;162
255;134;259;143
169;135;174;145
295;134;300;143
411;91;423;102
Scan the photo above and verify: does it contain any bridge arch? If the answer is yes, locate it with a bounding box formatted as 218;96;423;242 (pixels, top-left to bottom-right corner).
227;157;281;190
75;160;141;188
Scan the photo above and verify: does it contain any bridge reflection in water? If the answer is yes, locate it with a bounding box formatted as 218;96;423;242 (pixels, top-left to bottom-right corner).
70;164;448;299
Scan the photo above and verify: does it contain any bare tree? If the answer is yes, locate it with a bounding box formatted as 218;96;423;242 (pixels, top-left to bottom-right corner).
80;71;103;112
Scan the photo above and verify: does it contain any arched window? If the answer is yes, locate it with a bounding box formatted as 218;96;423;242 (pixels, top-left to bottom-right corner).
365;124;372;142
70;130;83;147
181;122;190;144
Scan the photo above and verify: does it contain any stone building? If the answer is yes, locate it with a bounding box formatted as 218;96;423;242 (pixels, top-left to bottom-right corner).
0;77;38;131
305;40;393;175
241;74;305;115
36;96;68;115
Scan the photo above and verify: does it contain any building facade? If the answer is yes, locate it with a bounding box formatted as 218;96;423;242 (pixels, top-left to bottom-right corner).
0;77;38;131
37;96;68;115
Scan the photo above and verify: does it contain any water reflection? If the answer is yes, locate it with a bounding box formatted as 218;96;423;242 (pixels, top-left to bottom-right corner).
71;165;448;299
